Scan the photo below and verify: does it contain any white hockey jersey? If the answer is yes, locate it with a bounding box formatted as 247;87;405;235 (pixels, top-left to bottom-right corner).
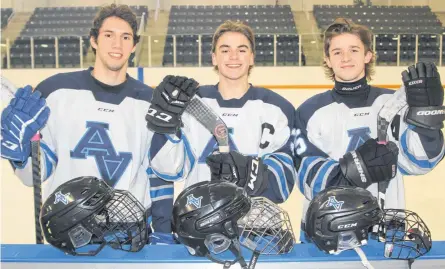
151;84;297;203
295;79;445;239
12;68;188;232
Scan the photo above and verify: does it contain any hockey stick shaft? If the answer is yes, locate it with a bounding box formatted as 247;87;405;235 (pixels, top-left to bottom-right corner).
185;95;229;153
31;133;44;244
376;86;408;210
1;76;44;244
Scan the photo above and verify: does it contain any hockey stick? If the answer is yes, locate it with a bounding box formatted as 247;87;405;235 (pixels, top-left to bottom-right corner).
376;86;408;211
184;95;229;153
1;77;44;244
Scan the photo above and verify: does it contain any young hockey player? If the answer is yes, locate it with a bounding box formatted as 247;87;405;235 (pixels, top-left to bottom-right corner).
146;20;296;203
294;18;444;241
0;4;196;244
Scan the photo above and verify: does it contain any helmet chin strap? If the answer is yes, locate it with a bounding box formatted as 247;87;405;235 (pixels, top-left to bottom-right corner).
354;247;375;269
205;239;249;269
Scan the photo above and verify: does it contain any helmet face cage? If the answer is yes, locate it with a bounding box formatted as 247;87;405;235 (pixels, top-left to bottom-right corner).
238;197;295;255
378;209;432;260
92;189;148;253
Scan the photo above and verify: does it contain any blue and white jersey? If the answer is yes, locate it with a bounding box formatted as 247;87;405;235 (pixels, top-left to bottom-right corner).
295;81;445;232
12;68;188;233
156;84;297;203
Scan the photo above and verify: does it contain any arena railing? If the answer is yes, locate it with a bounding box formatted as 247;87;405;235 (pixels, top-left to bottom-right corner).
1;32;443;69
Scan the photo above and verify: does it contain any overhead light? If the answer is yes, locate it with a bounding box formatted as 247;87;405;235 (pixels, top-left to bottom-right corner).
311;40;316;44
154;39;159;43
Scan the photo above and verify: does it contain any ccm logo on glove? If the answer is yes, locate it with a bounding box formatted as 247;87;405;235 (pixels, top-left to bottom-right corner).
247;158;259;191
146;107;173;123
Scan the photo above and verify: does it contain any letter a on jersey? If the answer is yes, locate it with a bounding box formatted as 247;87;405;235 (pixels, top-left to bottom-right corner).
346;127;371;151
70;122;132;187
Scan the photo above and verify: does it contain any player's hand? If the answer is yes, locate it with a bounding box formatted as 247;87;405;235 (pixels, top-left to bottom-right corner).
402;62;443;107
146;75;199;134
206;151;269;196
339;138;399;189
402;62;445;129
1;86;50;162
148;232;177;245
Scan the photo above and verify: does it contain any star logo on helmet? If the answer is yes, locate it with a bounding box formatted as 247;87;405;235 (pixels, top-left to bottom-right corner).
54;191;71;205
187;194;203;209
326;196;344;211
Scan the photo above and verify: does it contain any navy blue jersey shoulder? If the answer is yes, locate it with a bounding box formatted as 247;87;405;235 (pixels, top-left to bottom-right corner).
367;86;393;106
127;76;153;102
252;86;295;125
35;69;153;103
35;70;88;98
296;90;334;129
197;85;218;98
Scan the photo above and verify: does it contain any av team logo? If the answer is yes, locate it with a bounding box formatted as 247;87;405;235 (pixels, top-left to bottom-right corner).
54;191;71;205
187;194;203;209
326;196;344;211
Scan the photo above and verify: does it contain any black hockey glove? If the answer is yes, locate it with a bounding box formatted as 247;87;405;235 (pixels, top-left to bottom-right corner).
206;151;269;197
402;62;445;130
146;75;199;134
339;138;399;189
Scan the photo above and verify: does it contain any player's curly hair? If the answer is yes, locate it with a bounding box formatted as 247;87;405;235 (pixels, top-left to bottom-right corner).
323;18;375;81
90;4;140;55
211;20;256;75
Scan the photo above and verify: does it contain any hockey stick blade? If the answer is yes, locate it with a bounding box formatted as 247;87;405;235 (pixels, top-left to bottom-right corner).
185;95;229;153
1;77;44;244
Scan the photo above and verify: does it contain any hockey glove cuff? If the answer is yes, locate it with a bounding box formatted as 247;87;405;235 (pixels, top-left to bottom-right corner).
206;151;269;197
339;139;399;189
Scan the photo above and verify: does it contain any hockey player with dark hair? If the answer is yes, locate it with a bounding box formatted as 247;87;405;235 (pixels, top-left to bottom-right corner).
1;4;196;244
294;18;445;241
146;20;296;204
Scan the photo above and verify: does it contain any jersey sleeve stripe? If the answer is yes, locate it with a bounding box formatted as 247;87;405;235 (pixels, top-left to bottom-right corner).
40;142;58;164
297;156;325;194
43;153;53;180
400;128;444;169
310;160;338;199
148;133;195;181
263;158;289;200
150;186;174;202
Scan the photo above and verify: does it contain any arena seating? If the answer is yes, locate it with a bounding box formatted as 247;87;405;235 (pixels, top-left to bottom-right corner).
313;5;443;65
1;8;13;29
8;6;148;68
163;5;301;67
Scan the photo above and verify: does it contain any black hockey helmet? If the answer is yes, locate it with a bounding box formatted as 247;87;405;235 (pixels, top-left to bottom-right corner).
172;181;251;268
40;176;149;256
305;186;382;254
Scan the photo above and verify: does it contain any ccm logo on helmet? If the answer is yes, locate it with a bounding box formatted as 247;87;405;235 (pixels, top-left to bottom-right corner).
338;223;358;229
417;109;445;116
